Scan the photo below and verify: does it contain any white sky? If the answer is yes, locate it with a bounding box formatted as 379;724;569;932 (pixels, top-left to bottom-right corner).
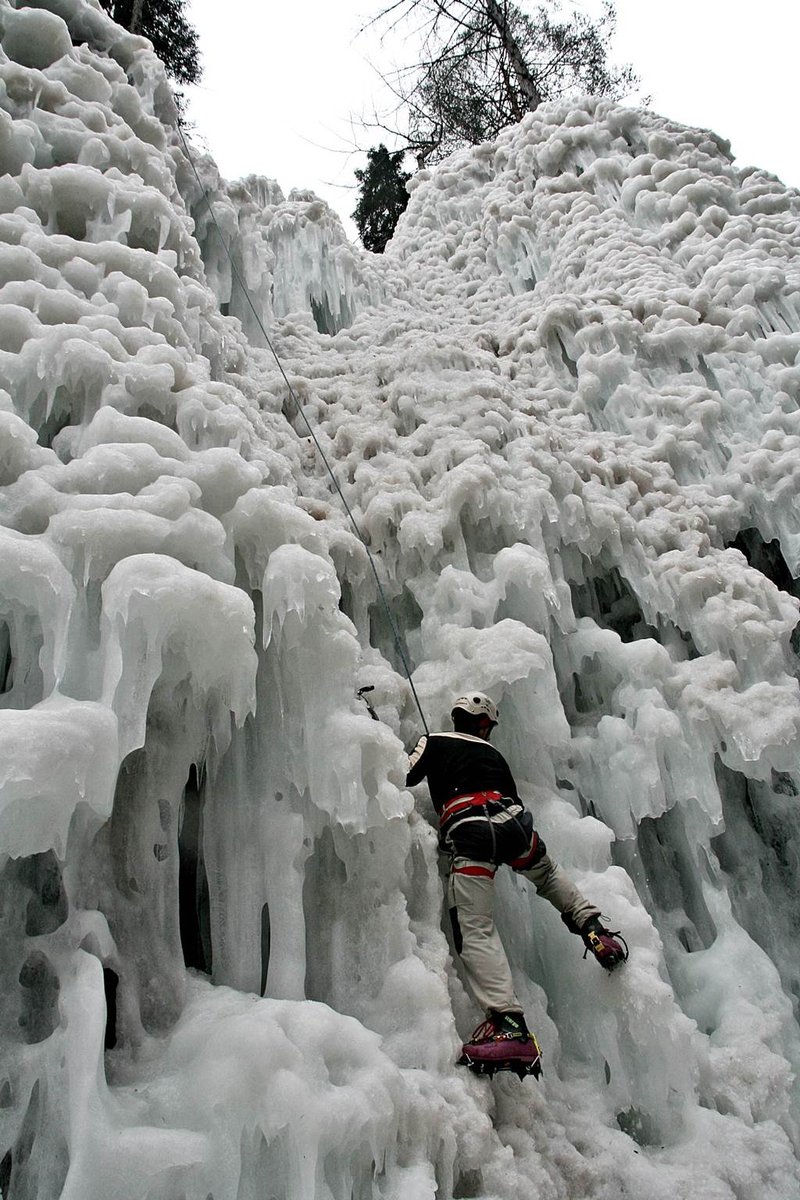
184;0;800;243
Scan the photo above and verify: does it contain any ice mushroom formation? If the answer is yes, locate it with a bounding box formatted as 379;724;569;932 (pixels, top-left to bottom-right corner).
1;0;800;1196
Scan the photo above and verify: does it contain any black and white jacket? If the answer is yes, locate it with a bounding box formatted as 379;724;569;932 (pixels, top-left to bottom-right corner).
406;732;520;815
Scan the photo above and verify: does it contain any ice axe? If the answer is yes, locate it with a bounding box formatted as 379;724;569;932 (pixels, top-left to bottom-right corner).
357;685;380;721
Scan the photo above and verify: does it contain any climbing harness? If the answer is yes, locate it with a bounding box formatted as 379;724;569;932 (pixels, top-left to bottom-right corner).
175;120;429;735
439;790;505;828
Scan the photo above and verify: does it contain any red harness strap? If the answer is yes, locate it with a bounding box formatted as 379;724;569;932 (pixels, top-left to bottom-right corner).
452;863;496;878
509;831;541;871
439;790;503;827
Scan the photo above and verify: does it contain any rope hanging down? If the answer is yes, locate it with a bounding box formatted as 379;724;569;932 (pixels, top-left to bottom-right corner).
175;121;430;736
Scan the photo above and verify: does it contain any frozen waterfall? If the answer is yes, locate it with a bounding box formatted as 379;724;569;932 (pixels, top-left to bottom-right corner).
1;0;800;1197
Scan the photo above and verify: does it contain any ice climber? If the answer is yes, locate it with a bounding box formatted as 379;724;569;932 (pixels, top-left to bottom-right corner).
406;692;627;1077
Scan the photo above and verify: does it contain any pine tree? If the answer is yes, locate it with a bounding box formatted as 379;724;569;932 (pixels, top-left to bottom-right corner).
100;0;201;86
352;145;411;253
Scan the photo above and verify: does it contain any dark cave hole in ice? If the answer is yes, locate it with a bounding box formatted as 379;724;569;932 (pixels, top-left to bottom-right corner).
303;827;347;1005
338;577;356;625
559;564;700;727
0;623;11;694
310;297;331;334
0;1150;10;1199
310;295;352;337
726;527;800;655
0;619;44;705
552;329;578;378
461;515;511;575
55;206;87;241
403;837;430;925
569;564;656;644
368;585;422;677
612;807;717;953
178;765;213;975
126;219;160;255
0;1080;37;1200
18;952;60;1045
133;404;179;435
712;759;800;1015
19;850;68;937
566;653;616;725
103;968;119;1050
727;528;799;598
0;1078;69;1200
260;902;271;998
616;1105;659;1147
452;1167;484;1199
36;406;74;453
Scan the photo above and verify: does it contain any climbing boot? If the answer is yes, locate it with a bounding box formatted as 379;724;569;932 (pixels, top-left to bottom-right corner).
457;1010;542;1079
581;916;629;971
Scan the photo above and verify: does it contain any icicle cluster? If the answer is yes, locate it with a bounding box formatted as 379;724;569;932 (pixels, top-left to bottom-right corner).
1;0;800;1197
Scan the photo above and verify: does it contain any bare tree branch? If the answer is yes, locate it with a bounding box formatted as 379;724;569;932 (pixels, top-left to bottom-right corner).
358;0;642;166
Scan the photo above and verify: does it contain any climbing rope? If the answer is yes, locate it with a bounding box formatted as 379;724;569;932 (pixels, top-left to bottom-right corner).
175;120;430;736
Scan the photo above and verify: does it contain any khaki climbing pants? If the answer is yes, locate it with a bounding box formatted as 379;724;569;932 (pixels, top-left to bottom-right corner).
443;801;598;1014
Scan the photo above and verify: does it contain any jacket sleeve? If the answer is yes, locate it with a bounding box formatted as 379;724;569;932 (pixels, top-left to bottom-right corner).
406;735;429;786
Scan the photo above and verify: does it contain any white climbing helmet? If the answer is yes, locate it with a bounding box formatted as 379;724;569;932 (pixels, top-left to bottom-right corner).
451;692;499;726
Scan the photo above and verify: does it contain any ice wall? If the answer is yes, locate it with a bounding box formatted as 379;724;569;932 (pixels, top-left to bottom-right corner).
1;0;800;1197
186;164;385;343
